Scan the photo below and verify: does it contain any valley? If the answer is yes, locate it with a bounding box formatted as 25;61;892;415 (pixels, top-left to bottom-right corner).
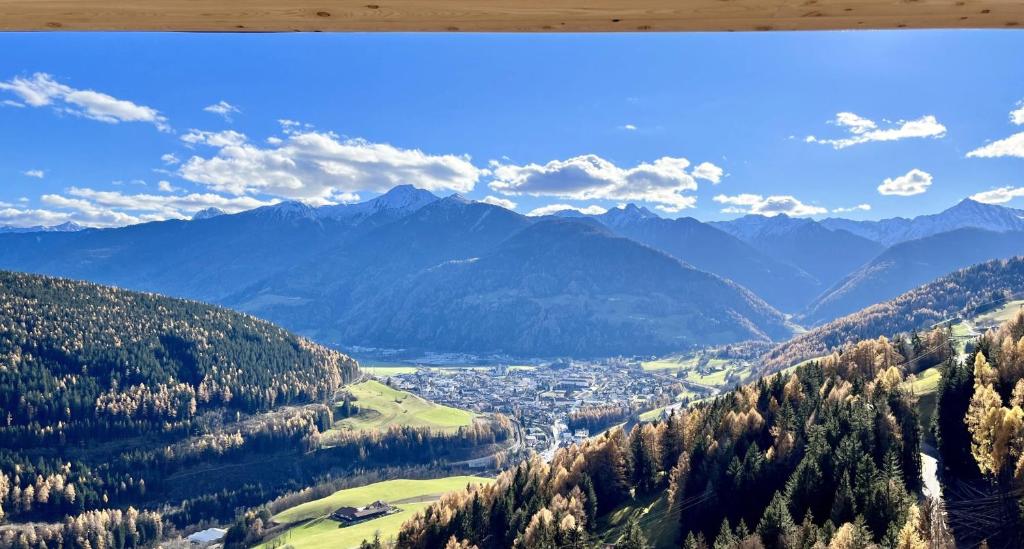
3;188;1024;549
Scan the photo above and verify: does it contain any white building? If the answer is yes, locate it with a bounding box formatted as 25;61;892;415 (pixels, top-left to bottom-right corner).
186;528;227;547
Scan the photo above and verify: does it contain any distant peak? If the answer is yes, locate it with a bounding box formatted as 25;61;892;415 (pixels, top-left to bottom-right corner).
51;221;85;232
595;203;659;228
372;185;438;209
192;207;225;220
442;193;471;205
258;200;319;221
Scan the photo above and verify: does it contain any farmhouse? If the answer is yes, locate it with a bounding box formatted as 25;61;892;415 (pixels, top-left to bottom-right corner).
331;500;395;523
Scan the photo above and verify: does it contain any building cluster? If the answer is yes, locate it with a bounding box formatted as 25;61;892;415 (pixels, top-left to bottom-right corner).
384;358;683;455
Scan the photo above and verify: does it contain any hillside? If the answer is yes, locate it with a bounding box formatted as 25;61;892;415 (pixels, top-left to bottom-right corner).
331;380;476;433
0;272;511;548
231;204;791;357
802;228;1024;325
711;214;884;291
344;218;790;355
0;271;357;518
394;335;939;548
592;206;820;311
255;477;494;549
761;256;1024;372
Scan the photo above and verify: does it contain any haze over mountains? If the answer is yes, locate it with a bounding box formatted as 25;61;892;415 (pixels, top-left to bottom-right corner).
1;186;1023;357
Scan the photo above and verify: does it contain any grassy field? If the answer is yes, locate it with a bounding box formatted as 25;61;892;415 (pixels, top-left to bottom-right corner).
972;300;1024;328
362;365;419;376
643;355;752;388
906;366;942;396
332;380;476;433
258;476;493;549
642;355;699;371
598;492;677;548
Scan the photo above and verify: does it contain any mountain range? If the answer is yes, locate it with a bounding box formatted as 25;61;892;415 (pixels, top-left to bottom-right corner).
2;187;1023;356
0;187;788;357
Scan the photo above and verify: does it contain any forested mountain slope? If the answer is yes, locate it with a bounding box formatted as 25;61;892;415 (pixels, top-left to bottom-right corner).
395;335;940;548
230;201;791;356
329;218;791;356
0;272;513;549
802;228;1024;325
0;270;358;516
711;214;884;291
591;206;820;311
761;256;1024;373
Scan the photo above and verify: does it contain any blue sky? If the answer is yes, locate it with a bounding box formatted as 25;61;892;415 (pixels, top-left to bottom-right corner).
1;31;1022;227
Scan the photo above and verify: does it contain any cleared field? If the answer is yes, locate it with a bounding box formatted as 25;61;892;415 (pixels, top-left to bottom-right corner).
362;365;418;376
972;300;1024;328
642;355;699;371
259;476;493;549
332;380;476;433
598;492;677;548
906;366;942;396
644;355;751;388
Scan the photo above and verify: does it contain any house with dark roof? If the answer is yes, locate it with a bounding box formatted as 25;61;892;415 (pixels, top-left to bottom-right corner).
331;500;395;523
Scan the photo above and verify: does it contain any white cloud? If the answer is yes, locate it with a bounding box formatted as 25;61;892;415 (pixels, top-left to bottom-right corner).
714;193;827;217
157;180;179;193
489;154;714;213
204;100;241;121
622;124;638;131
970;186;1024;204
966;101;1024;159
23;169;44;179
0;73;169;131
832;203;872;213
478;195;517;210
526;203;608;217
181;129;248;147
691;162;724;184
806;112;946;149
18;187;278;228
966;132;1024;159
161;153;180;165
877;168;932;196
2;99;24;108
0;206;86;228
1011;101;1024;126
179;129;481;205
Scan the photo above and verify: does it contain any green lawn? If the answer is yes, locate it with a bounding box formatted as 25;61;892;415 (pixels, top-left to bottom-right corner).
331;380;476;433
259;476;493;549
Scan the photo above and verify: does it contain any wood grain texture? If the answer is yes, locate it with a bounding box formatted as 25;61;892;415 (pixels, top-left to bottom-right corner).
0;0;1021;32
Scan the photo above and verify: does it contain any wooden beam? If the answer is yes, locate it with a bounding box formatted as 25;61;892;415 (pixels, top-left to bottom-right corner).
0;0;1021;32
